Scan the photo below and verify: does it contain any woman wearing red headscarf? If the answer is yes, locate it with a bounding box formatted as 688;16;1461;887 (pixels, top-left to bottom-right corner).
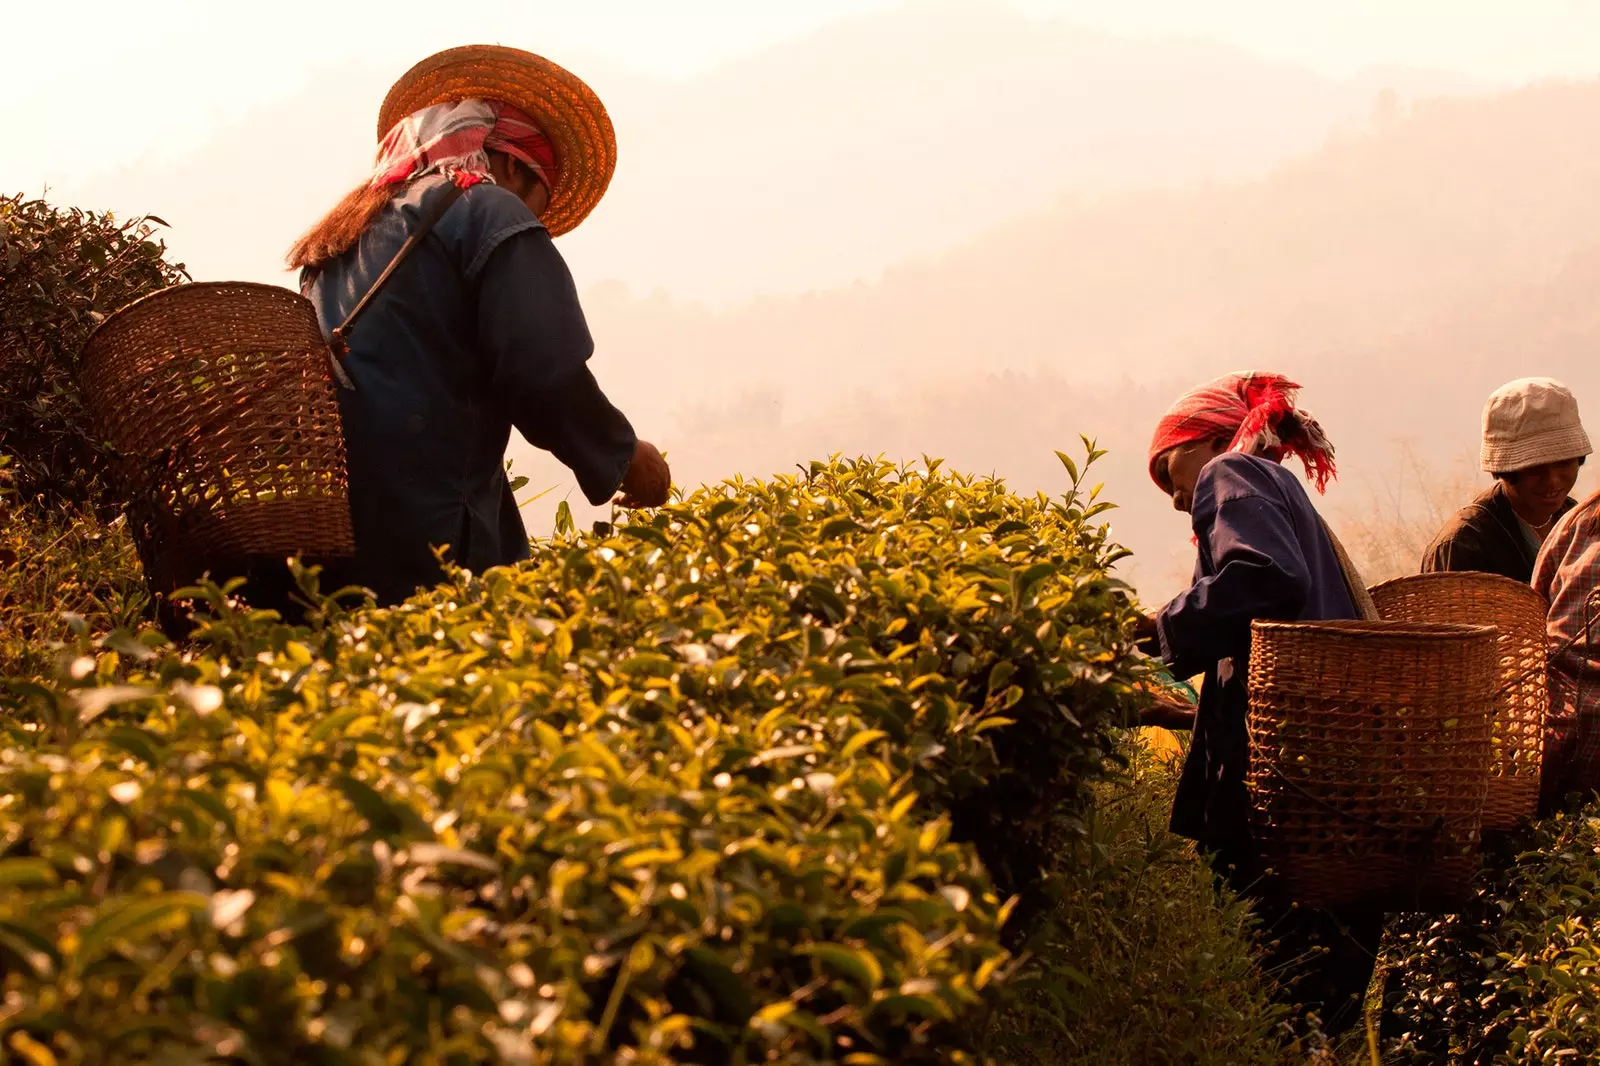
1139;372;1381;1037
287;47;670;606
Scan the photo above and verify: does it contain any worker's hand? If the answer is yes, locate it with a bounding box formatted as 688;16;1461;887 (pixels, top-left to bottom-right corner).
1139;696;1196;731
615;440;671;508
1133;612;1162;656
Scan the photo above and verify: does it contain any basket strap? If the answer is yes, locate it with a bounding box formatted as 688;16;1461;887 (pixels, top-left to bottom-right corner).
326;182;468;389
1319;518;1381;622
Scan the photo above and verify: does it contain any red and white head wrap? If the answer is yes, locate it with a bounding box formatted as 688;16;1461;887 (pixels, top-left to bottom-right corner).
370;99;557;191
1148;372;1337;493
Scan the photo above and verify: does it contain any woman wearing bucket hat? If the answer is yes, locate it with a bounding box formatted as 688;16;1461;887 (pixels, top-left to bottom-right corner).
286;45;670;606
1422;378;1591;583
1134;372;1383;1037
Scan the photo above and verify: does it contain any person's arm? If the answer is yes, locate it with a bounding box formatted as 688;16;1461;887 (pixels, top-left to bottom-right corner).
1157;491;1313;679
1139;696;1197;730
474;228;665;506
1532;529;1561;600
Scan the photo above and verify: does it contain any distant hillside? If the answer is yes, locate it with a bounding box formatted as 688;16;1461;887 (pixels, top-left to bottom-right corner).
534;79;1600;596
559;1;1478;300
56;2;1474;302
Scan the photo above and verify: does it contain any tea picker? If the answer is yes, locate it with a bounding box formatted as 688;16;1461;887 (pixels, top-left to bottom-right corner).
82;45;674;625
1136;371;1384;1037
288;44;672;605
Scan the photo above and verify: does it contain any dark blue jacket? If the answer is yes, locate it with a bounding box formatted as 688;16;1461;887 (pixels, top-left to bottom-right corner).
1156;453;1358;852
302;175;636;605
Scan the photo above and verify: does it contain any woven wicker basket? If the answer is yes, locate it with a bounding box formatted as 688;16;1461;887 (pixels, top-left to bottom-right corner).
1370;572;1549;830
79;283;354;616
1247;619;1497;912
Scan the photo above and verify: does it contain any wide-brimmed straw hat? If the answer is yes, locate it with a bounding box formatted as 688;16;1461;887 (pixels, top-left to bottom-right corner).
378;45;617;237
1480;377;1592;474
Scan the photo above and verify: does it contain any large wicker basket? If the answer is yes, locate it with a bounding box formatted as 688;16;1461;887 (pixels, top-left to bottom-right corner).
1370;572;1549;830
79;283;354;619
1247;619;1497;912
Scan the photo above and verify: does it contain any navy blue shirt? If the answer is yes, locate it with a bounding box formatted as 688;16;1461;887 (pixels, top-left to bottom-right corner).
1156;453;1358;850
303;175;636;605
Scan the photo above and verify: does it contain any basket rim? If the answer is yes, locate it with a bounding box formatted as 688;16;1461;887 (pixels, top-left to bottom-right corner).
1369;569;1551;608
1250;618;1499;640
81;280;318;366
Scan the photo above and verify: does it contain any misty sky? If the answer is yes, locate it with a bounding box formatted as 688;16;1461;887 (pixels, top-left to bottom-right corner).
6;0;1600;191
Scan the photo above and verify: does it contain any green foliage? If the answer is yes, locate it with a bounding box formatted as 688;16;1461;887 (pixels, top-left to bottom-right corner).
0;455;1146;1064
1383;811;1600;1064
0;456;148;678
981;746;1291;1066
0;193;189;513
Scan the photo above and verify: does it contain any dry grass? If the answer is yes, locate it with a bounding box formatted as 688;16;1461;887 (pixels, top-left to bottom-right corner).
1331;448;1484;587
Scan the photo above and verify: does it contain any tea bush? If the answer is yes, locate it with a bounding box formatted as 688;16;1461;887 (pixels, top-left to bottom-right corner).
0;455;1148;1064
979;744;1290;1066
0;194;188;513
1382;809;1600;1064
0;459;149;679
494;454;1145;933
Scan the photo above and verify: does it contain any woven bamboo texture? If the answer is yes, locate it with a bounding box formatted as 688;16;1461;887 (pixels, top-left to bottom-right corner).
378;45;616;237
1370;572;1549;830
79;282;354;605
1247;619;1497;913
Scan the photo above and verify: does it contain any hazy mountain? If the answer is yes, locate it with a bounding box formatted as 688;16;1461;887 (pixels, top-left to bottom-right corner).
559;1;1481;301
57;1;1478;303
521;78;1600;597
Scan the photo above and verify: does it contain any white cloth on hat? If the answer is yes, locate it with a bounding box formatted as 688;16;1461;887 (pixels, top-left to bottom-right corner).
1481;377;1592;474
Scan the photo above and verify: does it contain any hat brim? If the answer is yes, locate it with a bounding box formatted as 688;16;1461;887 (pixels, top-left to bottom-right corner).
1481;424;1594;474
378;45;616;238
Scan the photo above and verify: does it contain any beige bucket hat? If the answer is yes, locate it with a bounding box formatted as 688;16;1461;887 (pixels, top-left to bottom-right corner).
1480;377;1592;474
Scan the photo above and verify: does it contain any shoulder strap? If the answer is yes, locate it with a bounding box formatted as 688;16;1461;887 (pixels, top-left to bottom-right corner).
1319;517;1381;621
327;182;468;390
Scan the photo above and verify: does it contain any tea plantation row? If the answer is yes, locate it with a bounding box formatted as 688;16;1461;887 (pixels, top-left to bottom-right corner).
0;456;1150;1065
1380;809;1600;1065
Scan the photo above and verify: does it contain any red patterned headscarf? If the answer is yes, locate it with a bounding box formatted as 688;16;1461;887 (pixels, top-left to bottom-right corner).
1148;372;1337;493
371;99;557;191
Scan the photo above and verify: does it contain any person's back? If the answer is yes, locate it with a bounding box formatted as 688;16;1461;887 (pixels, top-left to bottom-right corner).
1169;451;1357;675
304;175;634;604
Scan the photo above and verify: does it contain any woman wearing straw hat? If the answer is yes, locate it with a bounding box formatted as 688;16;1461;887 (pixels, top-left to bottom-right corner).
1135;372;1383;1037
287;45;670;606
1422;378;1591;583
